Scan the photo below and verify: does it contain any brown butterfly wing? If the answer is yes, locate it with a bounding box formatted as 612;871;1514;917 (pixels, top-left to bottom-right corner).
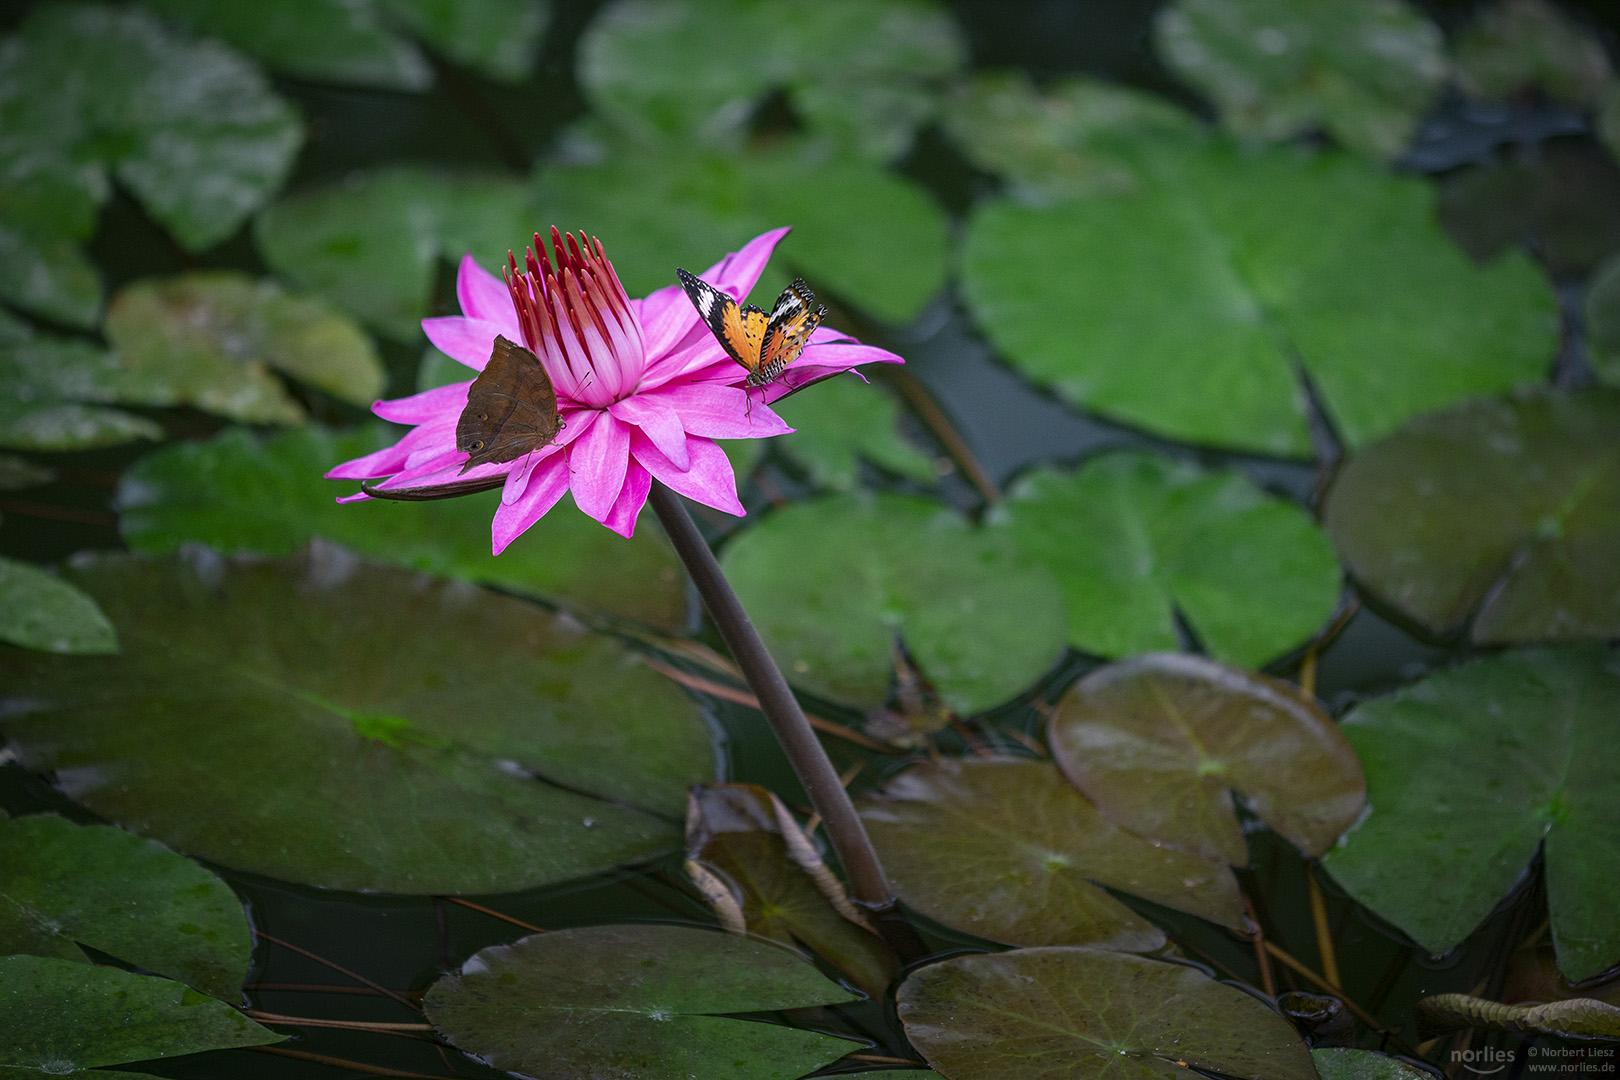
457;336;562;471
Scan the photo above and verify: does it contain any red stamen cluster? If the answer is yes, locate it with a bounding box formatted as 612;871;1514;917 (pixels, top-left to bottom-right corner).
503;227;633;357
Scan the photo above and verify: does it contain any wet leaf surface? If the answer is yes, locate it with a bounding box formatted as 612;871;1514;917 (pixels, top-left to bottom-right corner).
0;814;250;1001
1324;389;1620;643
0;313;164;452
962;139;1556;455
1415;992;1620;1039
255;167;536;341
1155;0;1446;158
1312;1048;1435;1080
1586;254;1620;386
1322;647;1620;982
857;757;1247;947
1048;653;1363;866
0;954;276;1071
0;544;713;893
0;557;117;655
773;377;936;491
721;493;1067;713
992;454;1342;666
685;783;897;996
423;923;859;1080
1439;145;1620;277
897;947;1318;1080
117;424;689;631
579;0;964;161
1452;0;1613;105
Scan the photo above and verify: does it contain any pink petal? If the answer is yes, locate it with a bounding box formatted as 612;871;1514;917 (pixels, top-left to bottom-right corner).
326;441;411;480
799;341;905;369
632;432;744;516
635;281;700;360
373;382;469;424
423;316;507;371
601;461;652;538
700;227;791;301
497;406;595;504
568;412;631;523
609;395;689;470
335;490;371;503
455;253;513;325
650;382;791;439
492;454;572;555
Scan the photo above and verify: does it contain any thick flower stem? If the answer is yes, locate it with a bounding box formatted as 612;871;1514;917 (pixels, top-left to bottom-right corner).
648;483;900;916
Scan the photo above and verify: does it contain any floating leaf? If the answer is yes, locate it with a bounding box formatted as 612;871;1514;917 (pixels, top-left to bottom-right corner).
0;557;117;655
1452;0;1612;106
686;783;897;996
1313;1048;1436;1080
380;0;549;83
0;814;250;1001
1439;146;1620;277
423;924;859;1080
579;0;964;161
0;455;53;490
1322;647;1620;982
858;757;1247;947
721;493;1066;713
774;376;935;491
535;129;950;324
992;454;1342;666
1587;254;1620;387
0;313;163;452
1155;0;1446;158
1415;992;1620;1040
1324;389;1620;643
105;273;385;421
117;424;689;631
898;947;1318;1080
1048;653;1363;866
255;167;536;341
1601;83;1620;164
0;544;712;893
0;954;276;1072
962;139;1557;454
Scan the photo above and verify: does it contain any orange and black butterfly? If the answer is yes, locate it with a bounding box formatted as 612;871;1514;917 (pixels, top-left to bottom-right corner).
677;269;827;392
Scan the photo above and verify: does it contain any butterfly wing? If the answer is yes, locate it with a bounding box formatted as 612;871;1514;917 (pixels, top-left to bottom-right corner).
456;336;562;471
755;278;826;387
677;267;769;377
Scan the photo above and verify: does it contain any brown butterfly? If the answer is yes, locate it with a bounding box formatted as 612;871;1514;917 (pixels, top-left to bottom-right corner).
676;269;826;391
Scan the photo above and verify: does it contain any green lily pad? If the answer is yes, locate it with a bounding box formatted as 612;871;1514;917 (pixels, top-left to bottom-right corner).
940;72;1205;206
1313;1048;1435;1080
1600;83;1620;165
0;6;301;325
0;814;250;1001
117;424;689;631
105;273;384;422
1155;0;1446;158
0;544;713;893
1452;0;1612;106
857;757;1247;947
0;954;276;1072
579;0;964;161
720;493;1066;714
991;454;1342;666
686;783;897;996
773;376;936;491
379;0;550;84
0;557;117;655
1439;146;1620;278
1586;254;1620;387
961;138;1557;455
0;455;54;490
1049;653;1363;866
255;167;536;341
0;312;164;452
535;128;950;324
1416;992;1620;1040
423;924;859;1080
1321;647;1620;983
1324;389;1620;643
898;947;1318;1080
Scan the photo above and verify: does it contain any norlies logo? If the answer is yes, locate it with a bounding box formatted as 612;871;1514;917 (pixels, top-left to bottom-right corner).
1452;1045;1618;1075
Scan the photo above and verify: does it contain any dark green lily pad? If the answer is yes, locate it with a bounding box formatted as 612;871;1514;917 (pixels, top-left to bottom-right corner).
0;557;117;655
1049;653;1363;866
720;493;1066;714
1452;0;1612;106
686;783;897;996
1416;992;1620;1040
255;167;535;341
1324;389;1620;643
1322;647;1620;982
0;954;276;1072
0;814;250;1001
992;454;1342;666
962;139;1557;455
117;424;689;631
579;0;963;161
423;924;859;1080
105;273;384;422
940;72;1205;206
535;128;950;324
379;0;550;83
898;947;1318;1080
1587;254;1620;387
1439;146;1620;277
0;544;712;893
0;312;164;452
0;6;300;326
857;757;1247;947
0;455;54;490
1313;1048;1435;1080
1155;0;1446;158
1601;84;1620;165
773;376;936;491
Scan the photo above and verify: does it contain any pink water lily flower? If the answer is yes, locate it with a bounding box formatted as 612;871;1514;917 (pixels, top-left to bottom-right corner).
327;227;901;550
